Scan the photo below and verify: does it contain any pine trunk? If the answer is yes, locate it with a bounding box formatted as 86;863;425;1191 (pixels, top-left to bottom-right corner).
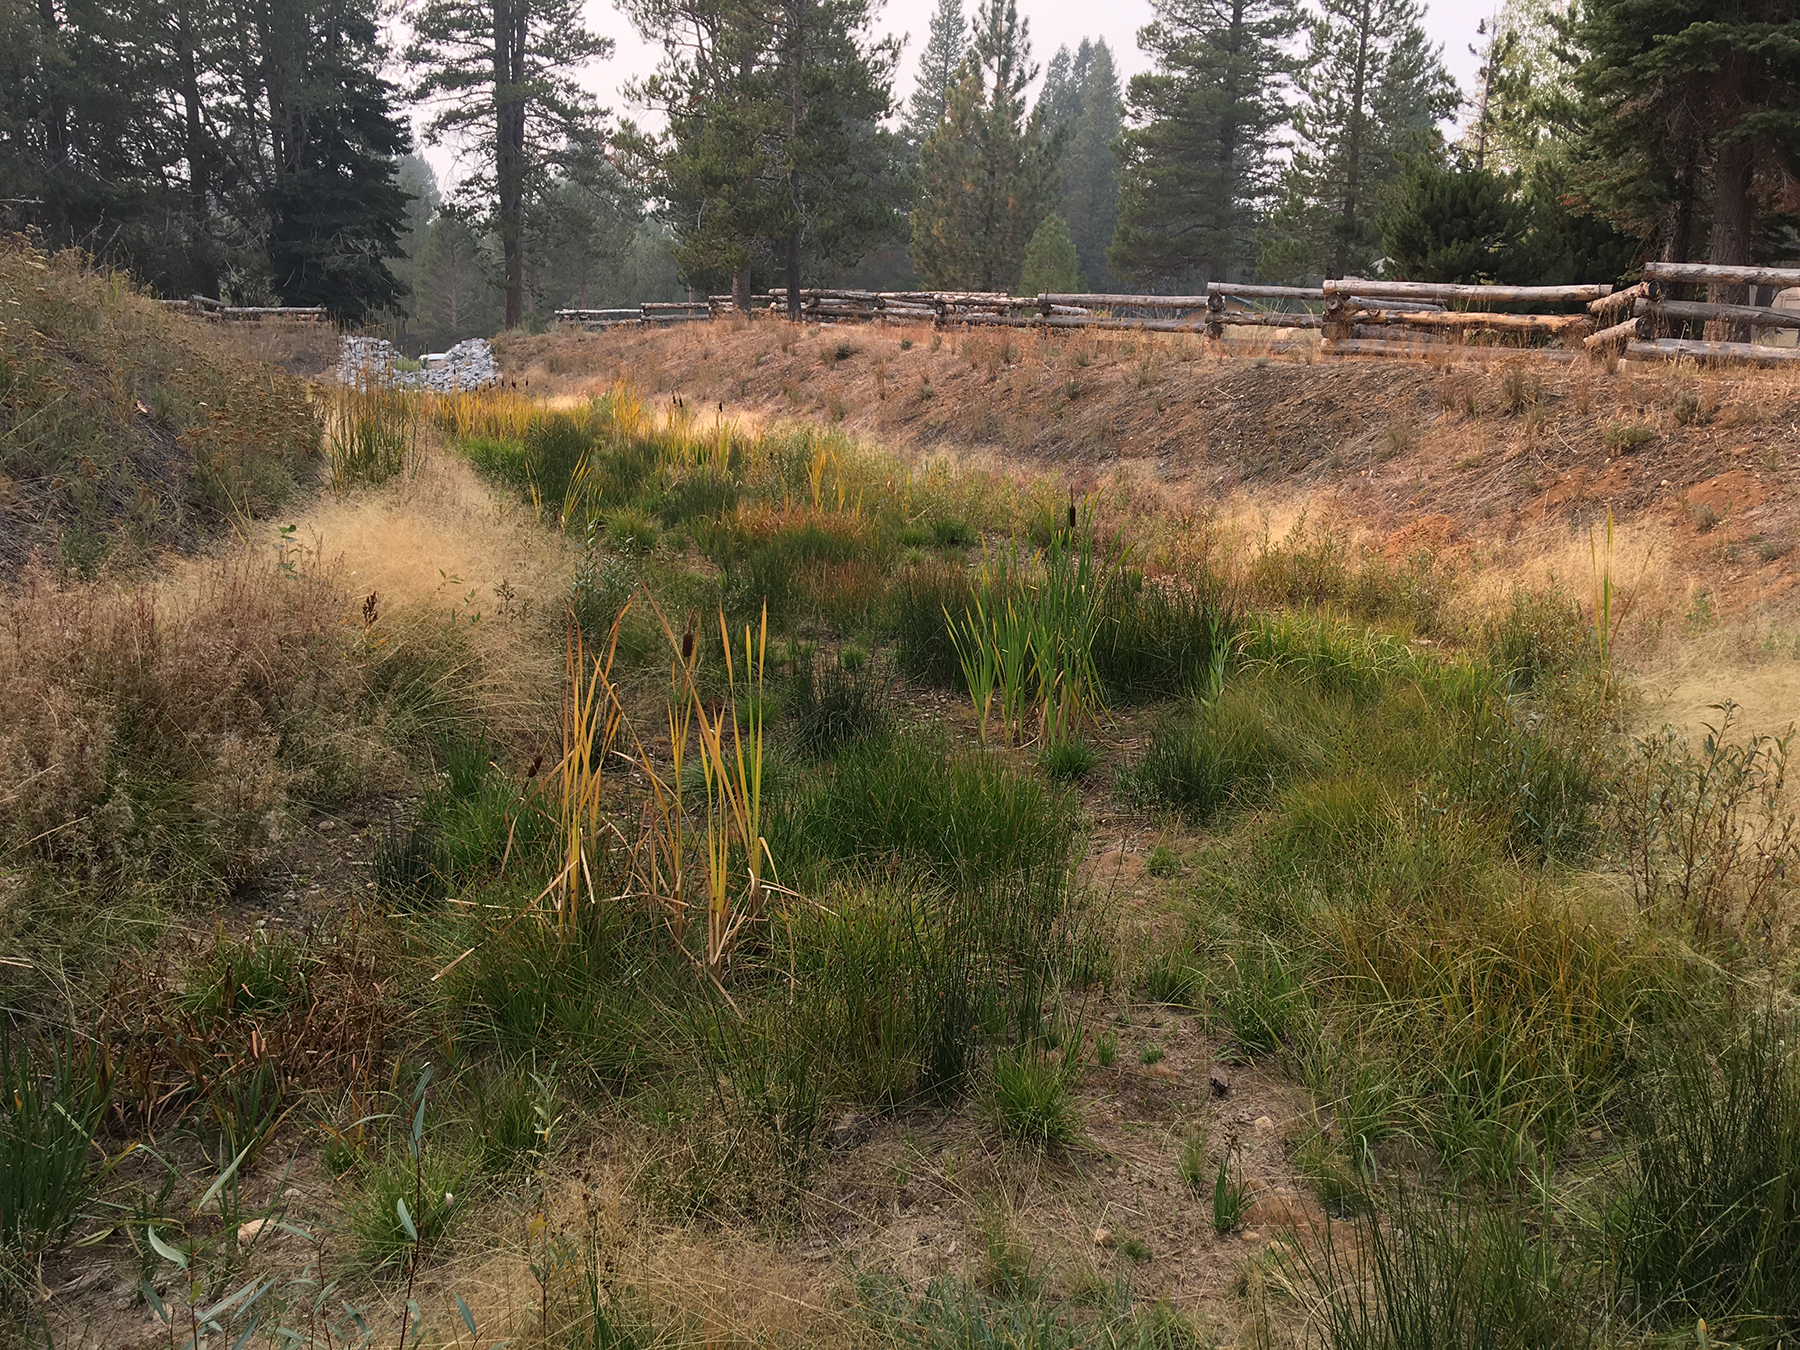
1706;57;1755;341
496;0;528;329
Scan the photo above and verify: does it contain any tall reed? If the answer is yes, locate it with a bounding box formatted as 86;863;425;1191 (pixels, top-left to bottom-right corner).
327;381;420;488
552;616;623;927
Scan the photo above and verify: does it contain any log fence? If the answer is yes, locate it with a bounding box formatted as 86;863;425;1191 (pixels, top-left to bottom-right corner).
555;264;1800;369
155;294;329;322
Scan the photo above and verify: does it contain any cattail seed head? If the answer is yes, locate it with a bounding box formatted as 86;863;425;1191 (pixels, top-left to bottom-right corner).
681;626;695;664
1066;497;1077;532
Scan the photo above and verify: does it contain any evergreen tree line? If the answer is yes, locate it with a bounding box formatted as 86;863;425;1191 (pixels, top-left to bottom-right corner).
0;0;682;339
5;0;1794;325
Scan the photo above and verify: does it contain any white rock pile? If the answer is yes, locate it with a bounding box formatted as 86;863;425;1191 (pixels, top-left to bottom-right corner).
335;335;502;391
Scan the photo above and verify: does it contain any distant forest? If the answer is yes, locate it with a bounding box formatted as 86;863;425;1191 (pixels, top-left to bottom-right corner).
3;0;1796;341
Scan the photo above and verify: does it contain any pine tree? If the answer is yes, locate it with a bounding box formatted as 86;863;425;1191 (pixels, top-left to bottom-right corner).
760;0;907;316
902;0;967;149
1110;0;1298;288
620;0;767;305
241;0;414;322
414;213;503;347
1473;0;1581;178
1037;42;1088;132
1574;0;1800;294
407;0;613;328
1380;156;1522;281
1020;214;1083;292
627;0;904;316
1062;41;1121;290
909;0;1062;291
1258;0;1458;281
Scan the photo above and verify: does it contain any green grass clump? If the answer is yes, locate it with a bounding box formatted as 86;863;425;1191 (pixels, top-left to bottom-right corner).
0;1025;110;1260
1039;738;1099;781
857;1273;1202;1350
1283;1188;1589;1350
374;735;552;907
451;905;660;1086
776;730;1078;893
1211;1152;1250;1234
1093;570;1233;703
990;1045;1080;1148
887;560;975;686
1117;690;1300;822
178;931;316;1019
1617;1013;1800;1331
787;648;892;756
348;1151;469;1270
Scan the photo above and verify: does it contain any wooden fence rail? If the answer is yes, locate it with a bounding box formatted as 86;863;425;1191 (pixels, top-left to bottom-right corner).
555;269;1800;368
155;295;329;322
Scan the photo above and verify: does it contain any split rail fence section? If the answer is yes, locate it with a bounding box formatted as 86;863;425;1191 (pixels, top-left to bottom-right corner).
555;264;1800;369
156;294;329;322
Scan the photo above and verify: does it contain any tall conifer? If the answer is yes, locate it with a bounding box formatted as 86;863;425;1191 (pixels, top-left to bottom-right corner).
1110;0;1297;287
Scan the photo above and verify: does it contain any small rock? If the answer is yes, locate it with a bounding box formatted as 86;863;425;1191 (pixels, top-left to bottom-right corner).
1589;1128;1605;1142
1253;1115;1275;1130
1092;1226;1114;1248
1209;1069;1232;1098
237;1218;271;1245
1241;1230;1262;1242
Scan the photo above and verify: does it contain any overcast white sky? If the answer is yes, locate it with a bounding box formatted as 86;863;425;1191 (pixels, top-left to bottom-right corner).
412;0;1499;192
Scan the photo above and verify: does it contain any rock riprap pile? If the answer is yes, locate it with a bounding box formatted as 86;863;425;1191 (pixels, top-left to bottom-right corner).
336;336;501;390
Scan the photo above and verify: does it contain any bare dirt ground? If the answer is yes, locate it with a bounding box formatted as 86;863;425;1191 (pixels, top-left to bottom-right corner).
498;318;1800;740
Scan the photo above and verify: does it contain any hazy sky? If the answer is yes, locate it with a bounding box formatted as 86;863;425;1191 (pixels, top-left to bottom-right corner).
412;0;1500;191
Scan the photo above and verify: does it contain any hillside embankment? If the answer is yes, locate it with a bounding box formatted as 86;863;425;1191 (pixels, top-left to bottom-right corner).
499;317;1800;737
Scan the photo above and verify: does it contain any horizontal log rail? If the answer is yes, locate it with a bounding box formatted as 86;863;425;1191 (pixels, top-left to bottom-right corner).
1324;279;1613;304
1352;309;1589;332
1638;297;1800;330
1627;337;1800;366
1208;283;1325;301
1216;310;1325;329
1325;337;1580;362
1642;262;1800;289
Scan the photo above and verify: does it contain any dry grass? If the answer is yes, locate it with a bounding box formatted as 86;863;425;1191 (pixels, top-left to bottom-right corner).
0;549;371;890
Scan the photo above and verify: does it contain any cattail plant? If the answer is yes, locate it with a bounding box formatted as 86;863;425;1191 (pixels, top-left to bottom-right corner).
551;615;623;927
327;377;420;489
